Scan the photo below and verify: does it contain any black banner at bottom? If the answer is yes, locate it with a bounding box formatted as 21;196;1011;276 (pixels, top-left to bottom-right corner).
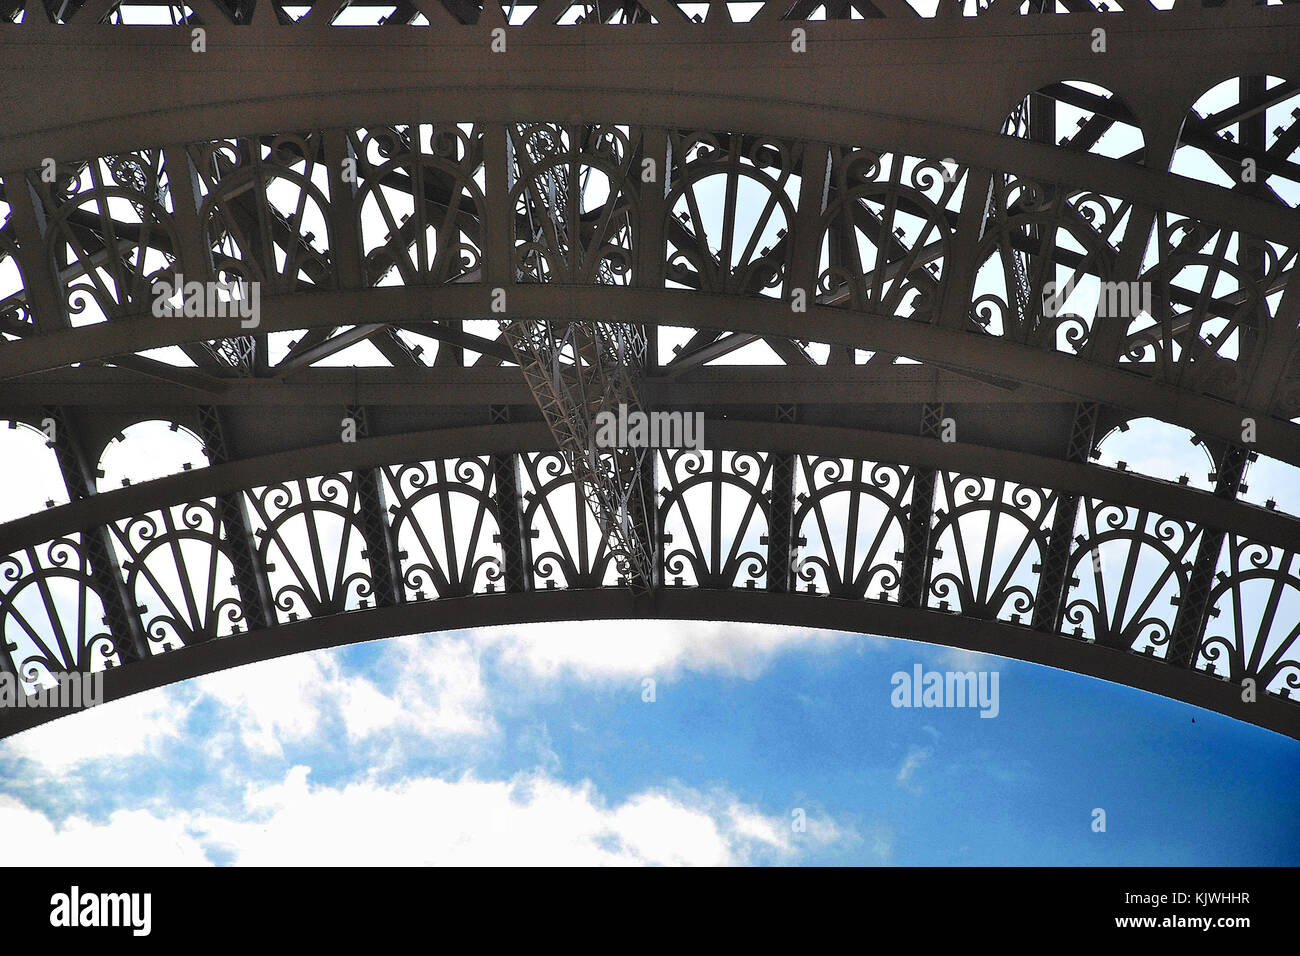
0;866;1283;941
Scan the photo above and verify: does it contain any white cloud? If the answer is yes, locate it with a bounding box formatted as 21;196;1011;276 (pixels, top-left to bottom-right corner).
0;795;210;866
0;619;884;866
1;767;858;867
197;767;855;866
896;746;932;794
726;803;790;849
376;635;495;740
3;633;498;772
4;621;857;776
470;619;853;683
198;634;496;756
0;689;193;775
195;653;344;757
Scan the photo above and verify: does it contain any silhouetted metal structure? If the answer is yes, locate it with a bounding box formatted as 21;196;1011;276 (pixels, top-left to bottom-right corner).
0;0;1298;739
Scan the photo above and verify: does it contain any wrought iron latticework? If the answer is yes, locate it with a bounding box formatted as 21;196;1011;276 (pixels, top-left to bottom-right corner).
0;2;1299;740
500;123;656;595
502;317;656;595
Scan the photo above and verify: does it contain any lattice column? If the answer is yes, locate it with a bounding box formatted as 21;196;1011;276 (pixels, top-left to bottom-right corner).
897;402;944;608
1031;402;1099;633
489;407;532;594
636;127;670;371
1167;441;1250;668
1085;206;1156;365
161;145;214;282
40;406;148;663
195;405;275;631
484;123;515;286
499;122;655;594
345;404;404;608
322;129;364;291
502;318;656;594
631;439;660;592
764;405;799;593
5;172;69;333
936;167;995;331
789;142;829;294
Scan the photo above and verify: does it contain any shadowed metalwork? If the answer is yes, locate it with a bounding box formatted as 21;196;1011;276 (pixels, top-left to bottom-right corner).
0;1;1298;739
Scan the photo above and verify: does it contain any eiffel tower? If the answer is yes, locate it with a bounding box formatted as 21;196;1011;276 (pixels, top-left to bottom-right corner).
0;0;1298;740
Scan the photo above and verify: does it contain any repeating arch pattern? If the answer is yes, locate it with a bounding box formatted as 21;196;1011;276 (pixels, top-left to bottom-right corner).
244;473;375;621
1201;535;1300;695
4;108;1296;422
970;176;1132;355
35;152;178;327
0;537;118;687
191;133;335;295
928;475;1054;622
521;450;624;589
112;499;245;649
1064;498;1202;652
817;147;962;320
792;457;909;600
354;123;485;288
511;123;640;285
1122;214;1292;397
660;448;770;588
666;131;800;298
383;456;504;599
0;432;1295;734
1;5;1299;745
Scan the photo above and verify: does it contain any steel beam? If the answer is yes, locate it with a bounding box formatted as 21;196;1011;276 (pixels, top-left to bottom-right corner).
39;405;149;663
6;418;1300;560
3;10;1299;207
897;402;943;608
345;403;405;608
3;586;1295;741
195;404;275;631
0;362;1101;407
1167;440;1250;669
1031;401;1098;633
4;286;1298;467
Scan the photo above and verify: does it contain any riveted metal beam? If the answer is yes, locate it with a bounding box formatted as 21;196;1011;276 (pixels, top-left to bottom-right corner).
1031;401;1098;633
39;405;149;663
345;403;404;608
195;404;276;631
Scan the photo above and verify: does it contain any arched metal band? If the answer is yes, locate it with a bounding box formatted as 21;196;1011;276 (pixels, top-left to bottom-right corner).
4;288;1297;466
1;588;1293;740
0;420;1295;553
1;420;1296;739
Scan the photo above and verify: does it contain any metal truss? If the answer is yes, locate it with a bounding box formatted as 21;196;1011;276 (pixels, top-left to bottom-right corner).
502;318;657;594
2;421;1298;739
0;3;1298;738
499;123;655;594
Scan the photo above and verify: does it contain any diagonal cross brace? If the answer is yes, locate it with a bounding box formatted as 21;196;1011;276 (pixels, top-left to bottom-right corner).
502;317;656;596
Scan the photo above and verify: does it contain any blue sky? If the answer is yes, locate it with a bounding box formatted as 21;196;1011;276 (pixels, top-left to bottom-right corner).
1;619;1295;865
1;72;1298;866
